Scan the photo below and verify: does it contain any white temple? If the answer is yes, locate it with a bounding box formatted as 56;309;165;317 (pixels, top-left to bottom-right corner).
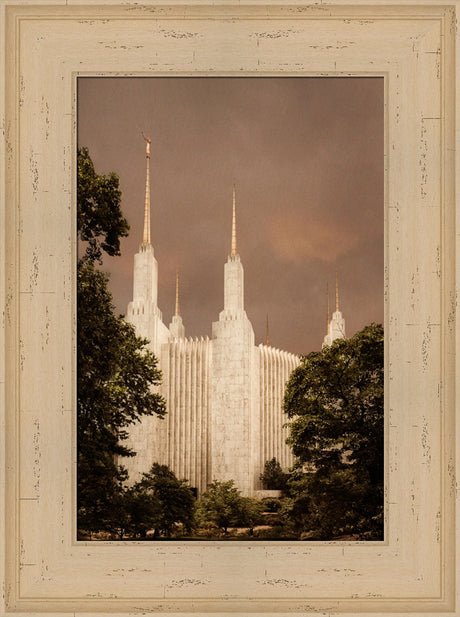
123;138;345;496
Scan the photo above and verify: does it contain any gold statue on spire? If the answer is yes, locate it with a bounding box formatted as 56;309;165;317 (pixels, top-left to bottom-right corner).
231;184;237;256
175;269;180;317
142;134;151;246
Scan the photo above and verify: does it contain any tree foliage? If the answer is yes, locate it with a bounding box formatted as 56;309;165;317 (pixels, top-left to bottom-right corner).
259;457;288;491
236;497;264;535
77;148;166;536
123;486;163;539
77;147;129;263
196;480;243;534
78;262;165;446
196;480;263;535
129;464;196;538
283;323;384;539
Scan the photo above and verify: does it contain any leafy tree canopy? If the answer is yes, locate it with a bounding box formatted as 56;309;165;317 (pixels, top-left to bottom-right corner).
196;480;264;535
77;261;166;457
259;457;288;491
196;480;243;534
236;497;264;535
77;148;166;536
132;463;196;537
123;486;162;539
283;323;384;539
77;146;129;263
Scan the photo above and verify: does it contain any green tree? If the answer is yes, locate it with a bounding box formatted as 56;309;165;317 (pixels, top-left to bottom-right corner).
283;323;384;540
77;148;166;537
131;464;195;538
237;497;264;535
196;480;243;534
124;486;163;539
259;457;288;491
77;261;166;535
77;147;129;263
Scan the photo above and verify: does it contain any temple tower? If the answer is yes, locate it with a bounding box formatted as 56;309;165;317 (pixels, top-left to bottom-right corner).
124;137;170;481
323;272;346;347
127;136;170;356
211;187;260;495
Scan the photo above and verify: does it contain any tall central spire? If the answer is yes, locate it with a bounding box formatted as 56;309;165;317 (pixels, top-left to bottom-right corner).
335;271;339;312
175;269;180;317
142;135;151;246
327;282;330;334
169;267;185;339
231;185;237;256
219;183;245;319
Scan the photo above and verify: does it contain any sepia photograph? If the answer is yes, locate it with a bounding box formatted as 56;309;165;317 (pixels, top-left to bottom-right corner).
2;2;456;613
77;76;384;541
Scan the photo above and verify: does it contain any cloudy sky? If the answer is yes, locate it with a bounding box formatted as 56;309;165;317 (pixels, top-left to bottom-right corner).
77;77;383;355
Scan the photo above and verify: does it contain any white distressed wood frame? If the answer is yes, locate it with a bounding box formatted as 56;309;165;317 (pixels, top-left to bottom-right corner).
0;1;457;615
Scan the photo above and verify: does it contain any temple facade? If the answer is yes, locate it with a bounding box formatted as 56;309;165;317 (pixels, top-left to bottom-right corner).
123;139;345;496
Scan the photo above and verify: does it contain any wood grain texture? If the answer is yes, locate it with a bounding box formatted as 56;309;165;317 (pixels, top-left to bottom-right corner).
0;2;457;615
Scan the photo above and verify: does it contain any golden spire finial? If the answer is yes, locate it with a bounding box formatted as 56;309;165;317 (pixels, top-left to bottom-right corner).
335;271;339;312
266;313;269;346
175;269;180;317
142;134;152;245
327;282;330;334
231;184;237;256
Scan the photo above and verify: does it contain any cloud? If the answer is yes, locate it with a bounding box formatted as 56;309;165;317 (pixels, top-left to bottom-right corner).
267;211;357;263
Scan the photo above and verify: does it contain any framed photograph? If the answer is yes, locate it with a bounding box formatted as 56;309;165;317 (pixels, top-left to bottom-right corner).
76;75;384;544
1;1;457;615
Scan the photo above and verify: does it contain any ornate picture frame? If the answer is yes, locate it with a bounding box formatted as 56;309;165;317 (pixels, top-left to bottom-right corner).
1;2;457;615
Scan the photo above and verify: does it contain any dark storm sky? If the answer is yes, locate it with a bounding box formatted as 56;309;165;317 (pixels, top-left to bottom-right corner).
77;77;384;355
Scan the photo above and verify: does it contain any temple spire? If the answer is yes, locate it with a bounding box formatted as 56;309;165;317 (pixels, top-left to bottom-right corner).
169;268;185;339
175;269;180;317
142;134;151;246
266;313;269;346
335;271;339;312
220;183;245;318
327;283;330;334
231;185;237;256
